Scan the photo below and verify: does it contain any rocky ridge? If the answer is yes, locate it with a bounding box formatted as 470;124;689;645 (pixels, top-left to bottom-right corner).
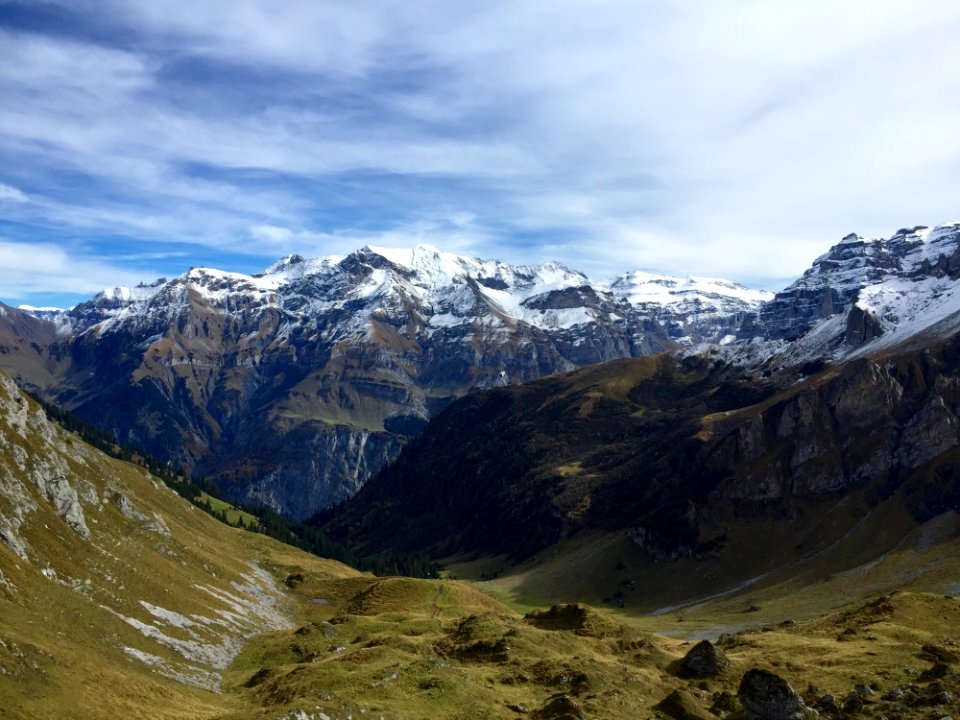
7;221;960;520
4;245;769;519
739;221;960;369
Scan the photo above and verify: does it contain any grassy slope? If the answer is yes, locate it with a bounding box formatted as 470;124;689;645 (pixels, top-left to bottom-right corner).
0;372;363;719
2;366;960;719
197;491;262;528
217;549;960;720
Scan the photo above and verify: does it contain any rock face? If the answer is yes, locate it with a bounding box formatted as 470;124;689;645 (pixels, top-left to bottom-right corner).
3;246;768;519
758;224;960;341
708;339;960;509
7;222;960;520
746;222;960;368
0;302;62;392
608;272;771;344
0;373;90;555
738;669;809;720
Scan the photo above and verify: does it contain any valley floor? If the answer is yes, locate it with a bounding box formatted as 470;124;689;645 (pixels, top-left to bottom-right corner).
224;531;960;720
5;520;960;720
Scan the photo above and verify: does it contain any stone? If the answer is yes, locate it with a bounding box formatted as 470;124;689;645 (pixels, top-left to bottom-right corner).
738;668;810;720
919;661;952;681
680;640;732;677
532;694;584;720
710;690;739;714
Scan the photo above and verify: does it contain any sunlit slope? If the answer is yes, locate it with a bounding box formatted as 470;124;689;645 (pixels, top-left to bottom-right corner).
216;562;960;720
0;370;361;719
2;364;959;720
325;336;960;614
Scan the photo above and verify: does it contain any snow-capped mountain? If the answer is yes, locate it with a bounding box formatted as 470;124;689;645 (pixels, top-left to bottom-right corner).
738;222;960;370
7;244;768;518
609;272;772;345
9;224;960;520
62;244;764;345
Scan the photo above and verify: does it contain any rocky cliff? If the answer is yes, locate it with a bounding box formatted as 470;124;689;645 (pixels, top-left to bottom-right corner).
8;221;960;521
3;245;768;519
748;222;960;366
323;330;960;583
707;338;960;515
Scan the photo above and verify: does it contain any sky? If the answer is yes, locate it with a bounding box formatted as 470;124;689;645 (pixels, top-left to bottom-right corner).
1;0;960;308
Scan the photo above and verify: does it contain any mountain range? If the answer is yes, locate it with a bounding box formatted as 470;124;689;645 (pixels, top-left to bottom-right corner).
0;244;769;519
3;222;960;524
3;346;960;720
5;222;960;718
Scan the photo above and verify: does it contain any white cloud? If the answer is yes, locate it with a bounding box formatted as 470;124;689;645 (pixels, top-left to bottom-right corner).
3;0;960;294
0;183;27;203
0;240;149;298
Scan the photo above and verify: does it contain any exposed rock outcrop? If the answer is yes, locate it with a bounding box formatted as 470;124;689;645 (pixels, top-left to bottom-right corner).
710;347;960;504
0;373;91;550
738;669;810;720
679;639;731;677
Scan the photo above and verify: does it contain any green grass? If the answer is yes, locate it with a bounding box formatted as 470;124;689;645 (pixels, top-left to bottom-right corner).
196;491;261;528
4;369;960;719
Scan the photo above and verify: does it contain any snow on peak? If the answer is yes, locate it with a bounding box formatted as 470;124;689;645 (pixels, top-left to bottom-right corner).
262;254;306;274
609;271;772;308
792;221;960;297
18;304;65;313
358;244;588;295
363;244;475;286
97;283;165;304
55;242;776;344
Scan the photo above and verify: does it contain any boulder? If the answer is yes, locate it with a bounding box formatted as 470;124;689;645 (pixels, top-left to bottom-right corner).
738;668;810;720
680;640;731;677
532;694;584;720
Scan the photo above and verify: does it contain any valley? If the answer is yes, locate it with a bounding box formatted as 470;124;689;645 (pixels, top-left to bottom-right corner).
3;225;960;719
3;360;959;719
5;4;960;717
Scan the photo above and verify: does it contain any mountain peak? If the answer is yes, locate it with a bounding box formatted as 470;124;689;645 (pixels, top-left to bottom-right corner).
609;271;773;308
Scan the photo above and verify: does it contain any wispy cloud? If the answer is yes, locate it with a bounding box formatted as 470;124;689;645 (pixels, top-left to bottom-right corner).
0;183;27;202
2;0;960;305
0;239;150;299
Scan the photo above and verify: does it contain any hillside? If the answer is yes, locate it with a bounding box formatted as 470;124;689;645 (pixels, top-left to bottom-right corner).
322;331;960;613
0;367;359;718
0;366;960;720
319;354;776;559
0;245;768;521
5;366;960;720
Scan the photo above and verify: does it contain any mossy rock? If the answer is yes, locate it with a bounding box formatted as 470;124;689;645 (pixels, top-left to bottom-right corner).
524;603;622;637
654;688;715;720
532;693;585;719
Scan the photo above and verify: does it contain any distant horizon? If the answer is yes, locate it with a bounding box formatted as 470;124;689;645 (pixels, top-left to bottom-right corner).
4;237;812;311
2;1;959;307
6;220;955;311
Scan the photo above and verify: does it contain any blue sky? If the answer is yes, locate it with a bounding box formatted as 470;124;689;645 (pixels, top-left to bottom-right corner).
2;0;960;308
